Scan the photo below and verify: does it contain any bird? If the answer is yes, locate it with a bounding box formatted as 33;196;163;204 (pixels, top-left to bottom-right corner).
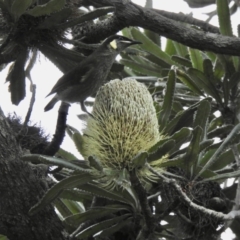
44;35;141;114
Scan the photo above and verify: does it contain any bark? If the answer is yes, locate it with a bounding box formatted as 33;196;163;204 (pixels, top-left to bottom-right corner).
0;108;68;240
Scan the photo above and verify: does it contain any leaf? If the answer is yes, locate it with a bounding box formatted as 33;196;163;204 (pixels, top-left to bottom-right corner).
193;99;211;140
195;123;240;179
64;206;129;227
98;217;132;238
57;148;78;161
60;189;92;202
159;69;176;132
22;154;91;172
169;127;192;154
38;8;72;29
0;235;9;240
217;0;233;36
131;152;148;168
75;214;131;239
27;0;66;17
29;173;96;215
165;39;177;56
120;59;162;77
54;199;76;218
77;183;133;206
130;27;174;65
148;140;175;162
207;125;233;139
176;69;204;96
187;68;223;105
6;49;28;105
11;0;32;19
58;7;114;29
172;55;192;68
200;169;240;183
188;48;203;71
184;126;202;175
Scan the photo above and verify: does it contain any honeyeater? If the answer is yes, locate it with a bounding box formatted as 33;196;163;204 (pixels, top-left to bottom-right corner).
44;35;141;113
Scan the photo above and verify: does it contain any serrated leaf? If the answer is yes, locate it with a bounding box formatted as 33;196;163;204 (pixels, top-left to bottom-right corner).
172;56;192;68
27;0;65;17
56;148;78;161
22;154;90;172
176;69;204;96
159;69;176;132
98;217;132;238
193;99;211;140
188;48;203;71
65;206;129;227
184;126;202;175
165;39;177;56
58;6;114;29
11;0;32;19
148;140;175;162
203;58;218;86
77;183;132;206
88;156;103;171
200;169;240;183
29;173;96;215
195;123;240;179
207;125;233;139
130;27;174;65
120;59;162;77
217;0;233;36
75;214;131;239
60;189;92;202
187;68;223;105
169;127;192;154
6;49;28;105
173;41;188;57
54;199;75;218
131;152;148;168
38;8;72;29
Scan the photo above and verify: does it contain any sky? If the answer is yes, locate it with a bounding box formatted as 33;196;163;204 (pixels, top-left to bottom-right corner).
0;1;238;238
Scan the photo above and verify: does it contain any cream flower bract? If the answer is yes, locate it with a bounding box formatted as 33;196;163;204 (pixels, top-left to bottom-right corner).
82;78;161;170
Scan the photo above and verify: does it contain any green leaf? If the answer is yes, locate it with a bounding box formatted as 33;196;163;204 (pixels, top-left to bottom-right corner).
88;156;103;171
77;183;133;206
130;27;174;65
172;55;192;68
58;7;114;29
195;123;240;179
29;173;95;215
75;214;131;239
193;99;211;140
38;8;72;29
0;235;9;240
60;189;92;202
131;152;148;168
6;49;28;105
165;39;177;56
11;0;32;19
120;59;162;77
98;217;132;238
159;69;176;132
22;154;91;172
56;148;78;161
54;199;75;218
169;127;192;154
27;0;65;17
148;140;175;162
187;68;223;105
200;169;240;183
65;206;129;227
173;41;188;57
217;0;233;36
184;126;202;175
207;125;233;139
188;48;203;71
176;69;204;96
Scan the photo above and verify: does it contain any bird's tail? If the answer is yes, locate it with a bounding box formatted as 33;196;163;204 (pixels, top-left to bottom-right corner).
44;96;58;112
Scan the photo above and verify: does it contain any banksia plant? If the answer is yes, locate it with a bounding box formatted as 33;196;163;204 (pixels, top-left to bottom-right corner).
82;78;165;176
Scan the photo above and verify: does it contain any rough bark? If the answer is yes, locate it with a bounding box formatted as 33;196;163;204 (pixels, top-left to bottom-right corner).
0;108;68;240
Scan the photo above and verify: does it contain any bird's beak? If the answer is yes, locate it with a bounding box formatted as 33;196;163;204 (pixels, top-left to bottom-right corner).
129;40;142;46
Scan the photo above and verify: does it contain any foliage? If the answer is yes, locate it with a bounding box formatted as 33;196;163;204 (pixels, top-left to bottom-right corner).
1;0;240;239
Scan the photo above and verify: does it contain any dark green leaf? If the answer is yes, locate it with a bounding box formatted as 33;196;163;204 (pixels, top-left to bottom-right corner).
172;55;192;68
159;69;176;132
188;48;203;71
11;0;32;19
29;173;96;215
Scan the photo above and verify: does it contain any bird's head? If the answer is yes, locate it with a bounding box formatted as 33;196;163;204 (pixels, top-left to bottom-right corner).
103;35;142;53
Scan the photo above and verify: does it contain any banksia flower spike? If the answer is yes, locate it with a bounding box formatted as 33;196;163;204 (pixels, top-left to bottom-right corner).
82;78;166;187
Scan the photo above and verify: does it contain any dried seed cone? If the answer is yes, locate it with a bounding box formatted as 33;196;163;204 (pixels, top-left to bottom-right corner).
82;78;161;170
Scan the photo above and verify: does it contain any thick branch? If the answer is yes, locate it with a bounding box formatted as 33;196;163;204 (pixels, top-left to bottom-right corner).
82;0;240;57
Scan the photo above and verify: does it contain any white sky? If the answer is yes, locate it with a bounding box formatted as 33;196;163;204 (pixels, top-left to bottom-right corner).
0;1;238;238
